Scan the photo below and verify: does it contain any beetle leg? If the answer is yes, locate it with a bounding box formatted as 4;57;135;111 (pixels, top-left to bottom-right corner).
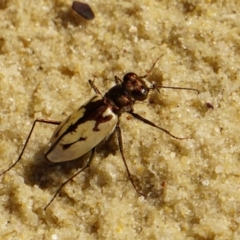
88;78;103;96
115;124;146;198
0;119;61;177
44;147;96;210
130;111;188;140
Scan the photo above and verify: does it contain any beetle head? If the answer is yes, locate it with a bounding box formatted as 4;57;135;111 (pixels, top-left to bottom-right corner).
122;72;149;101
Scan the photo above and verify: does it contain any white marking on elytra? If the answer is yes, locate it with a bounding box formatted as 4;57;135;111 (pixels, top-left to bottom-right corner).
45;100;118;163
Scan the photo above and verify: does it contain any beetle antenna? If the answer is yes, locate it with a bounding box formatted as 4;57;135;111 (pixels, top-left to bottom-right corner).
150;83;199;94
139;55;163;79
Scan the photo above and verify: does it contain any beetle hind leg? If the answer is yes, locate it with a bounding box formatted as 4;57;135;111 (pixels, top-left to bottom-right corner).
0;119;61;177
44;147;96;210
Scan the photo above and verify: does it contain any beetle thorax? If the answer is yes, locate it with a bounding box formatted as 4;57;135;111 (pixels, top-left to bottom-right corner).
104;84;133;115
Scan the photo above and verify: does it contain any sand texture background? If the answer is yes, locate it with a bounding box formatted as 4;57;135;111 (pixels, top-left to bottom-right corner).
0;0;240;239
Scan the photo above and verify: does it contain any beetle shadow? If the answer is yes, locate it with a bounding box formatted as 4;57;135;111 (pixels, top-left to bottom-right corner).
97;131;119;158
22;147;91;191
20;129;118;193
106;128;183;202
97;130;168;200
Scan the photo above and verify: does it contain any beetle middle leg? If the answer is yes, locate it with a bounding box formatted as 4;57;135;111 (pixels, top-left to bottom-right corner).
115;124;146;198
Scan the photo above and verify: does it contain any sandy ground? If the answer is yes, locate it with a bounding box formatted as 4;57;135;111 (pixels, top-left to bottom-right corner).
0;0;240;239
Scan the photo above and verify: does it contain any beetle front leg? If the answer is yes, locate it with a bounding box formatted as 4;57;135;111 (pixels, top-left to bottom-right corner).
129;111;189;140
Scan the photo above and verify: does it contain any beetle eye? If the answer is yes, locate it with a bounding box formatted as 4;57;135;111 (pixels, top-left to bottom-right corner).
140;87;147;95
132;87;148;100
